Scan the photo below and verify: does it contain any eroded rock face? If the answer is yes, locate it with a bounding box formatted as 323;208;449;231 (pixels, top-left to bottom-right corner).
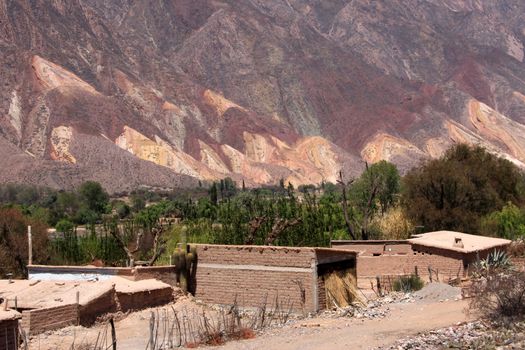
1;0;525;192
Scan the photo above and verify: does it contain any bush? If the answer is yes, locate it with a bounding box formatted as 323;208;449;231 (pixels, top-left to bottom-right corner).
469;270;525;320
472;250;512;277
393;274;424;292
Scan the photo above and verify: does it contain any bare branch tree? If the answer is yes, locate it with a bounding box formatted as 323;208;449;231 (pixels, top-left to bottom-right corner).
265;218;301;245
337;171;357;240
244;216;268;245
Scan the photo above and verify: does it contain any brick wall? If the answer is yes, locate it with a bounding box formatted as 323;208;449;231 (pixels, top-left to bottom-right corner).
195;245;318;312
196;244;316;268
133;266;176;285
0;319;18;350
21;304;78;335
332;241;412;256
346;243;514;289
196;267;314;311
317;276;326;310
79;288;117;326
117;287;174;313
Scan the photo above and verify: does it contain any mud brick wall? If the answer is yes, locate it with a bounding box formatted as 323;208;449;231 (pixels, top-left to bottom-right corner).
117;287;174;313
317;276;326;310
352;245;511;289
133;266;176;285
195;245;317;312
332;241;412;256
79;288;117;326
21;304;78;335
0;319;19;350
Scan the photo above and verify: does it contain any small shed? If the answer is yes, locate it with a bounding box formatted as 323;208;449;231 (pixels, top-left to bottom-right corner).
194;244;357;312
331;231;511;289
408;231;511;274
0;310;21;350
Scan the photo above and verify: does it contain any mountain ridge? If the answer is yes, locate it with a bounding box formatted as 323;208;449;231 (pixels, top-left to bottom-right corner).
1;0;525;192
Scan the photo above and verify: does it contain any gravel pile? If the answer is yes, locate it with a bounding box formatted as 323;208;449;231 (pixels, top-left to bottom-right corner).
413;282;462;302
379;320;525;349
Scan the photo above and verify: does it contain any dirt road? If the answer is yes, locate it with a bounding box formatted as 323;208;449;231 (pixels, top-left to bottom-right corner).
34;297;471;349
215;299;472;350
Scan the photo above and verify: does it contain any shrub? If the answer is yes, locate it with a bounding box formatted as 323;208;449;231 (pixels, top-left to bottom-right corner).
393;274;424;292
507;239;525;258
369;206;414;240
472;250;512;277
469;270;525;320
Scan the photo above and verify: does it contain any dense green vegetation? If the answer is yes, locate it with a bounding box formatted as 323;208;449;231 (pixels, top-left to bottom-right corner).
2;144;525;276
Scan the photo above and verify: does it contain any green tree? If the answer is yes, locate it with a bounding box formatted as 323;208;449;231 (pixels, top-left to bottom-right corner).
79;181;109;214
402;144;525;233
349;161;400;239
481;203;525;239
209;182;218;205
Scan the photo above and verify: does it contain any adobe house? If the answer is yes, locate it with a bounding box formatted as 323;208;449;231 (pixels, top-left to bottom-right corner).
0;310;21;350
194;244;357;313
332;231;511;289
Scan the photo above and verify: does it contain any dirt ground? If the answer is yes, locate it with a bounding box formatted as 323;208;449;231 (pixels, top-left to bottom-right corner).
32;295;471;350
214;299;472;350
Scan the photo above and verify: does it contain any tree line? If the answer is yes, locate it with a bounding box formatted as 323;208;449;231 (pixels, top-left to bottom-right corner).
2;144;525;276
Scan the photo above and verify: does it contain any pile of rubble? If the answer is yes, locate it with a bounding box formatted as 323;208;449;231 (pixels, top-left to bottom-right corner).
318;291;418;320
380;321;525;349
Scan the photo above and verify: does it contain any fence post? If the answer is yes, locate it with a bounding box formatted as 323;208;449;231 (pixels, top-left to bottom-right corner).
76;291;80;326
428;266;433;282
28;225;32;266
110;318;117;350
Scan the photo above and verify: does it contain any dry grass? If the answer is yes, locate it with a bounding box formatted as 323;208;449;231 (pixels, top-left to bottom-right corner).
324;269;363;309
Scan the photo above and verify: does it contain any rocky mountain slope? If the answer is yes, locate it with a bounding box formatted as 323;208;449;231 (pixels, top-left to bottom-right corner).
1;0;525;192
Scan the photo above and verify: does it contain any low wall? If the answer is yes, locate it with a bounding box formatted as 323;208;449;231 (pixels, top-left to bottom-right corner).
21;304;78;335
117;287;174;313
331;240;411;256
79;288;117;326
28;265;176;285
0;319;19;350
337;241;510;289
195;244;318;312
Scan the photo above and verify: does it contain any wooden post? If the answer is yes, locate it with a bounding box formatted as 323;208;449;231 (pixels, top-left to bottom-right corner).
376;276;382;296
14;296;17;311
110;318;117;350
149;311;155;350
76;291;80;326
414;266;419;277
428;266;433;283
3;299;7;311
28;225;32;266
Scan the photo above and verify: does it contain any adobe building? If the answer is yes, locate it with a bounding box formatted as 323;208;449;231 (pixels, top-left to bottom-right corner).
332;231;511;289
0;277;174;335
194;244;357;313
0;310;21;350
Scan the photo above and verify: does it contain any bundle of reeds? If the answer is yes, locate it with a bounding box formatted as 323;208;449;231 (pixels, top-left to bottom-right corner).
324;269;363;309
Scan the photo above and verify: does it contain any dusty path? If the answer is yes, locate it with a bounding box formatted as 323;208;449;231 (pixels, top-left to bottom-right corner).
215;299;472;350
34;298;471;349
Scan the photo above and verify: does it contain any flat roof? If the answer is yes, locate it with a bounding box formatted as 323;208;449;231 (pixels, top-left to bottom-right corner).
408;231;511;254
0;277;171;309
0;310;21;321
196;244;356;255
